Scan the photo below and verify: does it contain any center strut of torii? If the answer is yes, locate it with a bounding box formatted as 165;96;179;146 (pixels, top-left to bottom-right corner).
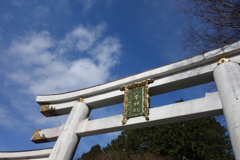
1;41;240;160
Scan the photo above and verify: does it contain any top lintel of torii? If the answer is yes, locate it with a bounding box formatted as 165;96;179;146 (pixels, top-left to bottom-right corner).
36;41;240;117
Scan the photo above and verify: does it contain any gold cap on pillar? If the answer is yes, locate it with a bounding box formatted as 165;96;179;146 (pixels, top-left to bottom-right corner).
217;58;230;65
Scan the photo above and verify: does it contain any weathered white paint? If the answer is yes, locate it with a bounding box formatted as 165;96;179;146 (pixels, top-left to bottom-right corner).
0;148;52;160
48;102;89;160
33;92;223;142
214;61;240;160
36;41;240;116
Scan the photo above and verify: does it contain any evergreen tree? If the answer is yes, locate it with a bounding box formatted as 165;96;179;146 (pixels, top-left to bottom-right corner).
79;117;234;160
80;145;103;160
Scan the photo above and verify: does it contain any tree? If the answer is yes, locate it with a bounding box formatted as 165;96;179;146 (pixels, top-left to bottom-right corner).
105;118;233;160
79;117;234;160
179;0;240;55
80;144;103;160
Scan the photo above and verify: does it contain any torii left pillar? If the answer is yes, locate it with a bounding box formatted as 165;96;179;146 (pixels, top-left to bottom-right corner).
48;101;90;160
214;59;240;160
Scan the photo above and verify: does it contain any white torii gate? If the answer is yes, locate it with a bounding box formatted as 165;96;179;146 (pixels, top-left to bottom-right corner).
1;41;240;160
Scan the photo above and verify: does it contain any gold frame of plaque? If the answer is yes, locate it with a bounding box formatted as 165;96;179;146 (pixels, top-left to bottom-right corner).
120;78;154;124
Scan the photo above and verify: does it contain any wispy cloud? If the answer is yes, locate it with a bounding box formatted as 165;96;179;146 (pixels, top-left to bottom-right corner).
78;0;97;11
3;13;14;21
77;0;114;12
0;106;17;128
0;23;121;130
60;24;105;52
34;6;50;18
4;23;121;95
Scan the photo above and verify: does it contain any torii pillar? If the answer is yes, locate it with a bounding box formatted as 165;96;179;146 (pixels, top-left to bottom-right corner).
48;101;90;160
214;58;240;160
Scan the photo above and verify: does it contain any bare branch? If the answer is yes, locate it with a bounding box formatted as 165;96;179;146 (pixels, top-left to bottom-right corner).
178;0;240;55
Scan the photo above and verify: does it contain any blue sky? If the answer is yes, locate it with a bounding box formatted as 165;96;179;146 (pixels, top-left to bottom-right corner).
0;0;211;158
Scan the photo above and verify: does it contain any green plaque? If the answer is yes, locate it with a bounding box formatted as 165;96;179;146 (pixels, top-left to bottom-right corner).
129;87;143;117
120;79;154;124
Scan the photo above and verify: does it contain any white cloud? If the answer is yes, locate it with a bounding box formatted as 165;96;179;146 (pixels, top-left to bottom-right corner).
5;23;121;95
12;0;23;6
61;24;105;52
0;23;121;131
0;106;15;128
27;114;67;127
3;13;14;21
8;31;55;66
77;0;114;11
34;6;49;18
6;70;30;84
91;36;121;68
78;0;97;11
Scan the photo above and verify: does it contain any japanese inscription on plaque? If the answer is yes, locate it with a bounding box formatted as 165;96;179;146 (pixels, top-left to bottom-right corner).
120;78;154;124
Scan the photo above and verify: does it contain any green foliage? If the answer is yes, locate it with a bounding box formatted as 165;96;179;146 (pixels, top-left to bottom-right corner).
79;144;103;160
79;117;234;160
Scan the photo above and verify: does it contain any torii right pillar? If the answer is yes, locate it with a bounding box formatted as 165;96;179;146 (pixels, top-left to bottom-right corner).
214;58;240;159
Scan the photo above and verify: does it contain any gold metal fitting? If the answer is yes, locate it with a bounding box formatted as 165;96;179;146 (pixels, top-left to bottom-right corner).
78;97;84;102
217;58;230;65
31;129;48;143
40;104;56;117
120;78;154;91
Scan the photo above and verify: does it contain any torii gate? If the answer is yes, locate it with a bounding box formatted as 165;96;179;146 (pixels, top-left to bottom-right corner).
1;41;240;160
